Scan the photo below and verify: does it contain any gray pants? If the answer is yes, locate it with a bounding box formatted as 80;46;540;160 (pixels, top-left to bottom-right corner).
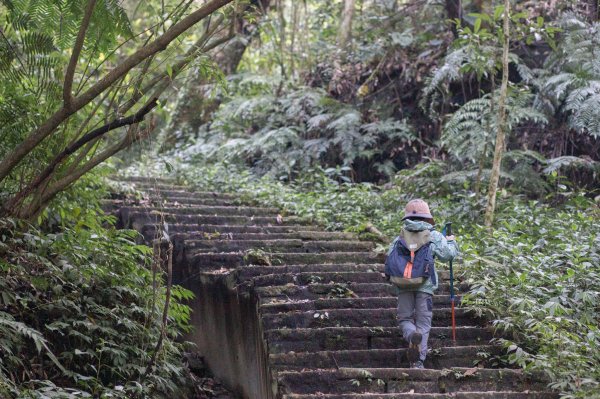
397;291;433;362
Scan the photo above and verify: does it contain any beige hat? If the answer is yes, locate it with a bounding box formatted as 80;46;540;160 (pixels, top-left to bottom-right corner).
402;199;433;220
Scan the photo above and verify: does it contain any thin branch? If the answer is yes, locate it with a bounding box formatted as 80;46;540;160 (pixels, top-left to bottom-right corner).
25;123;155;220
4;98;158;216
0;0;233;183
64;0;97;109
143;240;173;378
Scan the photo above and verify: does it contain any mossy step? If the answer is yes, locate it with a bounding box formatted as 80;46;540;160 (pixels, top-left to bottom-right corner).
171;231;357;242
252;271;386;287
282;392;557;399
266;326;492;353
129;183;191;191
185;252;384;269
261;307;481;330
120;211;313;231
259;295;461;313
277;367;550;395
255;282;464;301
141;224;323;242
151;195;243;206
185;239;374;254
118;205;280;217
116;176;177;184
242;265;460;282
143;189;237;199
270;346;500;371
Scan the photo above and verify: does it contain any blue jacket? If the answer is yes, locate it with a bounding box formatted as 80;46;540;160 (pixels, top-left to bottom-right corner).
387;220;459;295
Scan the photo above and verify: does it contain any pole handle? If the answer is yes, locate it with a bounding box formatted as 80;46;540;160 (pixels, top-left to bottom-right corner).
445;222;453;237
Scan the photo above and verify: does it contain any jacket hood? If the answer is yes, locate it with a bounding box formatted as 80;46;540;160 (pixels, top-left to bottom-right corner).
404;219;433;232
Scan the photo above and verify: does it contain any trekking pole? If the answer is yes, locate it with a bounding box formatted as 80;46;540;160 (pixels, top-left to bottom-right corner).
444;222;457;344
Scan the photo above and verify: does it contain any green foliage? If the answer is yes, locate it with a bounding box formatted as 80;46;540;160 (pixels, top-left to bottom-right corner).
180;78;418;181
0;184;194;398
443;89;547;164
536;13;600;138
461;198;600;398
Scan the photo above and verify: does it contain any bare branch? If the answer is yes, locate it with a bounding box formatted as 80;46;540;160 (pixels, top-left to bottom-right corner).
3;98;158;215
23;123;155;220
64;0;97;109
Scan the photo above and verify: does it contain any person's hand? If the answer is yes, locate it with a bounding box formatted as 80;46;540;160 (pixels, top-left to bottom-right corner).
446;235;456;241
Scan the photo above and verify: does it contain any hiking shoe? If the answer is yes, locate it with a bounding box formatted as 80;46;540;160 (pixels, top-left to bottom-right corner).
407;332;422;364
411;360;425;369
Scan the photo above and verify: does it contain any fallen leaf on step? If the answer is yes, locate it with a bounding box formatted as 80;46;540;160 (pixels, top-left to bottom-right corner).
276;214;283;224
464;367;478;377
408;389;415;394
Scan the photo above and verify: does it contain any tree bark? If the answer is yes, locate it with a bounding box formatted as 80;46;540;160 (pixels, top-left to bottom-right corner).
587;0;599;22
338;0;356;48
445;0;462;38
484;0;510;228
64;0;97;109
3;99;158;216
162;0;271;148
0;0;233;183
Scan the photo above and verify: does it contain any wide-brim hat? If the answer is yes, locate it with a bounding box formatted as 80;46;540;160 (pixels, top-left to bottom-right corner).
402;199;433;220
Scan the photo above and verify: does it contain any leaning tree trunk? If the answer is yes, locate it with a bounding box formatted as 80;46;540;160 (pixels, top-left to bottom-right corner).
161;0;270;149
484;0;510;228
337;0;356;48
445;0;462;37
586;0;598;21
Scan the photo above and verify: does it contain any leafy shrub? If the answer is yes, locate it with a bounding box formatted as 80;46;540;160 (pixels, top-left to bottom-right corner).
0;180;194;398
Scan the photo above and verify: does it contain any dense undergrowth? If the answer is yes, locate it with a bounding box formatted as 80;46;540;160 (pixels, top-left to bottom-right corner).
0;172;195;398
124;156;599;398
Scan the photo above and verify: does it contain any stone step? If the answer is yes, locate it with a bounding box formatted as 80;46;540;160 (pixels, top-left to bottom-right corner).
116;176;177;184
270;346;500;371
171;231;357;242
185;239;374;254
141;188;237;200
118;205;280;217
261;308;481;330
242;265;461;282
141;223;323;236
250;271;462;288
119;211;313;231
259;296;461;313
152;196;243;206
266;326;492;353
129;182;192;191
283;392;556;398
277;368;550;395
255;282;463;302
185;252;385;269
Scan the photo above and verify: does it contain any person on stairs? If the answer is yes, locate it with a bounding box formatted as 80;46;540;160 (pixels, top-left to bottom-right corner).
384;199;459;369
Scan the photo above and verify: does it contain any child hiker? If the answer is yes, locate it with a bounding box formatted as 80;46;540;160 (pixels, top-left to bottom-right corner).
384;199;458;369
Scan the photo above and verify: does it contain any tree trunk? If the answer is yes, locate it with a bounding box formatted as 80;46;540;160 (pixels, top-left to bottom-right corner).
445;0;462;37
161;0;270;149
338;0;356;48
587;0;599;22
484;0;510;228
0;0;233;184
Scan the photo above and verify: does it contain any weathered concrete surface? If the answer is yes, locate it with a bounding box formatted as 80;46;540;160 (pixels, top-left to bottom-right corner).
113;177;556;399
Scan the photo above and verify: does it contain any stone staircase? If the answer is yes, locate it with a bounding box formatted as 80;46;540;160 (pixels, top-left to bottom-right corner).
108;176;556;399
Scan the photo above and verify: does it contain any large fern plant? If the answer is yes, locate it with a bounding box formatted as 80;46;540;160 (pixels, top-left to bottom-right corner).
535;13;600;138
182;77;419;180
442;88;547;164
